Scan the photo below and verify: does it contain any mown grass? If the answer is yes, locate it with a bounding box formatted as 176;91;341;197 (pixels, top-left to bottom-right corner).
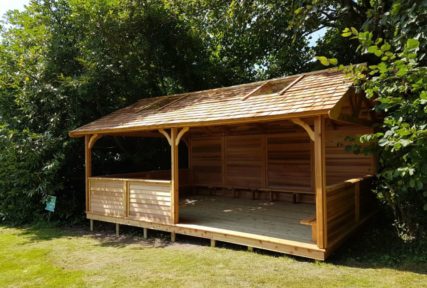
0;219;426;288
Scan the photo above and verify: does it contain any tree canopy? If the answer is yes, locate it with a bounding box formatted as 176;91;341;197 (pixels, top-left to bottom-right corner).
0;0;426;240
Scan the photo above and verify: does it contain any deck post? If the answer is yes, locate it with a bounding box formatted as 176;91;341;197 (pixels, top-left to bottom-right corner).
143;228;148;239
210;239;216;247
171;232;176;242
90;219;94;231
314;116;327;249
116;223;120;236
85;135;92;213
171;128;179;224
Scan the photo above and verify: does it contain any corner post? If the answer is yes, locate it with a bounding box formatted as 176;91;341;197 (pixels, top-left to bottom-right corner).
314;116;327;249
171;128;179;224
85;135;92;212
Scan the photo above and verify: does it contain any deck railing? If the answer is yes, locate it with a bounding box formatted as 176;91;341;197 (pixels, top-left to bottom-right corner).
325;175;374;247
88;177;172;224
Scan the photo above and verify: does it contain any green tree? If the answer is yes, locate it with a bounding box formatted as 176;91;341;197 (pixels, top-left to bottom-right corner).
0;0;313;223
344;32;427;240
0;0;219;223
311;0;427;239
166;0;312;82
291;0;426;68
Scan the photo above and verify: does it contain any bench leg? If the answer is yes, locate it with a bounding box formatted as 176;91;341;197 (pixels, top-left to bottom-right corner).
311;223;317;242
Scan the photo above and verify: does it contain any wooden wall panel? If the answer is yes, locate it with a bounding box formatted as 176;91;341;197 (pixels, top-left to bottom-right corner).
267;133;312;191
190;137;223;185
224;135;265;187
189;123;314;192
189;120;374;193
326;185;356;242
325;177;375;249
90;178;125;217
128;180;171;223
89;177;172;223
325;120;374;185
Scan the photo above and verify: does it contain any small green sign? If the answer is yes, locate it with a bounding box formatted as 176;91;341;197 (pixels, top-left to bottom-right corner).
45;196;56;212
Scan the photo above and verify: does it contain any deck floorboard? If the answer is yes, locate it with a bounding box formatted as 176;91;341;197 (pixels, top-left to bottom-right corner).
179;195;315;244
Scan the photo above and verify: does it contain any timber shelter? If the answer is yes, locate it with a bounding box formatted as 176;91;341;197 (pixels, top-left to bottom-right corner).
69;67;376;260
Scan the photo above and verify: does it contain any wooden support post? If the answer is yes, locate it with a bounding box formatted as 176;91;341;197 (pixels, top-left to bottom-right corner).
210;239;216;247
248;246;253;252
143;228;148;239
90;219;94;232
171;232;176;242
314;116;327;249
222;134;226;186
171;128;179;224
124;180;129;218
160;127;188;225
85;135;92;213
85;134;102;213
116;223;120;236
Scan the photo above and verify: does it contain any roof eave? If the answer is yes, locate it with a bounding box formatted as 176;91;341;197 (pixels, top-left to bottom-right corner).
68;109;331;138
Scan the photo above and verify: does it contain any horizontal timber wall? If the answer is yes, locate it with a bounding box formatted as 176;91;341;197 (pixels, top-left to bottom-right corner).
189;123;314;196
325;176;375;252
325;120;374;185
89;177;172;224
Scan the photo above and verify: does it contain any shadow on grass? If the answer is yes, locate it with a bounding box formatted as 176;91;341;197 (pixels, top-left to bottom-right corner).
4;215;427;275
328;216;427;275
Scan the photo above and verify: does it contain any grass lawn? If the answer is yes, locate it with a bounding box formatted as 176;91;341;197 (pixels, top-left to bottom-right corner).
0;220;426;288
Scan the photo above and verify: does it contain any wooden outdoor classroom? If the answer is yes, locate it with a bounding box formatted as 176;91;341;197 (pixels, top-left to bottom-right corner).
69;68;377;260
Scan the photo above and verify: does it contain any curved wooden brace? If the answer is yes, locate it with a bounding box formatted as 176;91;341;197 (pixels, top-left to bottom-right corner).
175;127;189;146
291;118;315;142
88;134;102;149
158;129;172;146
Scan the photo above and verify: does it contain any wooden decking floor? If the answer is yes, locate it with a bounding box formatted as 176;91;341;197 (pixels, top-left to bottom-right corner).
179;195;316;244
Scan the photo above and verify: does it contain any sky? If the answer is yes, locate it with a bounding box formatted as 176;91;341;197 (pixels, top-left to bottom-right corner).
308;27;327;47
0;0;29;17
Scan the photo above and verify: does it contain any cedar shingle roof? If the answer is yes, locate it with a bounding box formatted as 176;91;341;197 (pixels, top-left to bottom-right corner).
69;68;352;137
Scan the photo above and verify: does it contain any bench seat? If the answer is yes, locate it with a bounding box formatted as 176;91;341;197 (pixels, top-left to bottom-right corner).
300;216;317;242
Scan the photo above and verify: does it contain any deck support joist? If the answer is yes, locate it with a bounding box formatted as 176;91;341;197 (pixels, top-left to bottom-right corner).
86;212;326;260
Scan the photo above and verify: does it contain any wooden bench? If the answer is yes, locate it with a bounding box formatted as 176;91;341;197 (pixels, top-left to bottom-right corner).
190;185;314;202
300;216;317;242
258;187;314;203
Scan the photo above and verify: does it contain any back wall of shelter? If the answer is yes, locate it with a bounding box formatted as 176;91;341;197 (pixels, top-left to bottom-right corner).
188;118;374;202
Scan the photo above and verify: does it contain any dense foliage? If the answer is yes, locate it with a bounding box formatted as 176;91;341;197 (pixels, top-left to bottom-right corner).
347;35;426;241
0;0;311;223
0;0;426;241
312;0;427;240
0;0;221;223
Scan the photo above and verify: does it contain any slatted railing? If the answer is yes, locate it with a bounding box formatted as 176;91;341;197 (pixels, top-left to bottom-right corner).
88;177;172;224
325;175;374;246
